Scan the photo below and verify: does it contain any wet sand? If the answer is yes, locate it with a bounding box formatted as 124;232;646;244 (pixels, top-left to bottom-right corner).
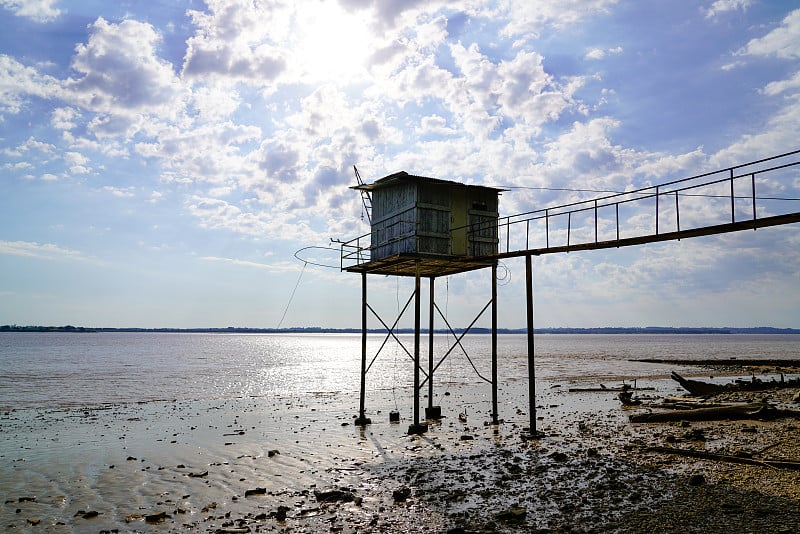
2;374;800;532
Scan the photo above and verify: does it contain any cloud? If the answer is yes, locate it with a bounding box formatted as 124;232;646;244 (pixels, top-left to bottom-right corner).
182;0;287;83
0;0;60;23
66;18;187;115
584;46;623;61
0;54;63;116
102;185;134;198
51;107;81;130
201;255;294;272
498;0;618;36
738;9;800;59
0;240;93;262
704;0;753;20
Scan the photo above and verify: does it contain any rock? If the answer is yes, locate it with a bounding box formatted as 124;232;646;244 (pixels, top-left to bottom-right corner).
273;505;290;521
27;518;40;525
188;471;208;477
145;511;169;523
244;487;266;497
496;506;527;522
688;474;705;486
74;510;99;519
549;451;568;462
314;489;355;503
392;486;412;502
268;449;280;457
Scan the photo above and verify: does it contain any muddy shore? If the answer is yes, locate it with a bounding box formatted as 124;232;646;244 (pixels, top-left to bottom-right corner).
3;378;800;532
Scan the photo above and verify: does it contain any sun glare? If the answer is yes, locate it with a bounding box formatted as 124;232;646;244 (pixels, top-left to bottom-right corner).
291;1;372;83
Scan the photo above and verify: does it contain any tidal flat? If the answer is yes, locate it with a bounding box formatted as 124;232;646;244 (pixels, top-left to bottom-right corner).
3;376;800;533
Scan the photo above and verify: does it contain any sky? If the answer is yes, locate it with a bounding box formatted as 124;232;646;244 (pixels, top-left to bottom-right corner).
1;0;799;329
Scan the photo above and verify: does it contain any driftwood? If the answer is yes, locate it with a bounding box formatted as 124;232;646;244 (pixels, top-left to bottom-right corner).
635;358;800;368
647;446;800;471
671;371;800;396
629;402;784;423
569;386;654;392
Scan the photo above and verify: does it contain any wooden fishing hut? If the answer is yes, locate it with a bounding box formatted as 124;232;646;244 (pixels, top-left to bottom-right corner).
343;171;503;433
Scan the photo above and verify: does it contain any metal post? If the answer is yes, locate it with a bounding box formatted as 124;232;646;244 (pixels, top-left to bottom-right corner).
409;262;427;434
428;277;435;410
491;262;499;425
730;169;736;224
525;255;538;438
751;173;757;230
355;272;371;425
545;209;550;249
655;186;660;235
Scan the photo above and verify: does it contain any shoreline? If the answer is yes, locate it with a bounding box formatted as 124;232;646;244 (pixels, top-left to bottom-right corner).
3;375;800;532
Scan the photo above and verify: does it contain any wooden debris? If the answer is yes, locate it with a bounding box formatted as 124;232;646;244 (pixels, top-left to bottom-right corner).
647;446;800;471
671;371;800;396
630;401;800;423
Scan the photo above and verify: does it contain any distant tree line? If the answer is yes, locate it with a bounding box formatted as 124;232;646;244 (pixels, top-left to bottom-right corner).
1;325;798;334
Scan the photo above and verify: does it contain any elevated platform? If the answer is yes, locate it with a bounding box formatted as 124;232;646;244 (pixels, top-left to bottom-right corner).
344;252;496;278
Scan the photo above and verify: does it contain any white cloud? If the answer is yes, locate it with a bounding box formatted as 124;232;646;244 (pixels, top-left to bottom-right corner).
499;0;618;36
66;18;187;116
738;9;800;59
704;0;753;20
584;46;623;61
0;240;91;262
182;0;287;83
51;107;81;130
102;185;135;198
0;0;60;23
762;70;800;96
201;255;293;272
0;55;62;116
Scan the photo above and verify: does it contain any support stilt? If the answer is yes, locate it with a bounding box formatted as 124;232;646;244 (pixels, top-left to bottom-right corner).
525;255;540;439
409;262;428;434
355;271;371;426
425;277;441;420
491;263;499;425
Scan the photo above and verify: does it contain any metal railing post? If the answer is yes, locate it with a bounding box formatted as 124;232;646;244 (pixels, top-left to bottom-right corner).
545;209;550;249
751;173;757;230
730;168;736;224
655;185;660;235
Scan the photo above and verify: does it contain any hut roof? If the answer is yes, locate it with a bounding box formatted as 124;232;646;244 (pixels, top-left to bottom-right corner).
352;171;504;193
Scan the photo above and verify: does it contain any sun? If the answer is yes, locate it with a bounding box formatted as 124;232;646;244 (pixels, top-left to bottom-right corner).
290;1;373;84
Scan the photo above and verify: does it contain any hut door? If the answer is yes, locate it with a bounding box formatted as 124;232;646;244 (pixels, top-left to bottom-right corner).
450;187;467;256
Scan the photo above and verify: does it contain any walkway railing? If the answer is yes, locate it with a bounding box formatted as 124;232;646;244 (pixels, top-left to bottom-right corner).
490;149;800;257
341;150;800;268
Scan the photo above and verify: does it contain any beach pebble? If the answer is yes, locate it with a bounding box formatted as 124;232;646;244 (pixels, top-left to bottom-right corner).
392;486;412;502
27;518;40;525
244;487;266;497
145;511;169;523
688;474;706;486
273;505;290;521
268;449;280;457
314;488;355;503
495;506;527;522
74;510;99;519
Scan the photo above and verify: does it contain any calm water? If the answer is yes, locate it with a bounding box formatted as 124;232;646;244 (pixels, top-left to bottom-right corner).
1;332;799;410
